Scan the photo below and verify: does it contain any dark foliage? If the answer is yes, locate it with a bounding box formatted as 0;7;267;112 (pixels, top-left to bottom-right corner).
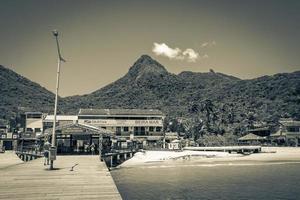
1;55;300;136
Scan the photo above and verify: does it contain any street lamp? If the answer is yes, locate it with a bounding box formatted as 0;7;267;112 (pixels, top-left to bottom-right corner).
50;30;65;170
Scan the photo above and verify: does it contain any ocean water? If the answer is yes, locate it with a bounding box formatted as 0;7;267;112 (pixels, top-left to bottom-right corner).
111;160;300;200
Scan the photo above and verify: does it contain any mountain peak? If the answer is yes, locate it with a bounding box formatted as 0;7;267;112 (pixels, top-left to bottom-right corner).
128;55;168;78
136;54;154;64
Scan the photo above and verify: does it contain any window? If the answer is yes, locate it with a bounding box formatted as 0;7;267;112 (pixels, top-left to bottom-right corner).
134;127;146;136
35;128;41;133
123;127;129;132
147;117;162;120
134;127;139;135
116;127;121;136
26;113;42;119
156;127;162;132
149;127;154;132
26;128;33;132
140;127;145;135
287;127;300;132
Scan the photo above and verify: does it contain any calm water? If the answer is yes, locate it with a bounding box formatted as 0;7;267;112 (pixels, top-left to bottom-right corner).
111;160;300;200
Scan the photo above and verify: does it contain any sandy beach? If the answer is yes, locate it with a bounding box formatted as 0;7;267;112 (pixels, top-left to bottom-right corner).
120;147;300;167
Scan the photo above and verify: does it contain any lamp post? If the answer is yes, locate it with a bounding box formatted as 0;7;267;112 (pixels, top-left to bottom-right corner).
50;30;65;170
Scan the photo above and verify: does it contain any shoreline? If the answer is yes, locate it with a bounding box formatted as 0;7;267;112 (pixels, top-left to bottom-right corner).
119;147;300;167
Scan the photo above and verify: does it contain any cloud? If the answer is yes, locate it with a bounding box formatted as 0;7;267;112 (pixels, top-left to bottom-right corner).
201;41;216;48
152;43;199;62
152;43;183;60
201;42;209;47
202;54;209;59
183;49;199;62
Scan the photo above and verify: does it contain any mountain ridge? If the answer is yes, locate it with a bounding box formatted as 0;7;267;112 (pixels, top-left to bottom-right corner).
1;56;300;128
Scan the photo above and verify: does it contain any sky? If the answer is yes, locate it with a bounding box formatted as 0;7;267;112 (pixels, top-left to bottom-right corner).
0;0;299;97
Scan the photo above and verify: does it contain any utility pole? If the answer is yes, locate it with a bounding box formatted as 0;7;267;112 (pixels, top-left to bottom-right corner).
50;30;65;170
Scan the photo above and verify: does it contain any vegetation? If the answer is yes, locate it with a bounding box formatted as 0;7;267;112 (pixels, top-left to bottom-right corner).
1;55;300;141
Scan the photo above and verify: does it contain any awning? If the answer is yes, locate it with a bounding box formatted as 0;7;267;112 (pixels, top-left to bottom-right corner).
238;133;265;141
39;122;114;138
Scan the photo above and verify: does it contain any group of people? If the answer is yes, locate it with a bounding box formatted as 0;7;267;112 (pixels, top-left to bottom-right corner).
43;142;97;165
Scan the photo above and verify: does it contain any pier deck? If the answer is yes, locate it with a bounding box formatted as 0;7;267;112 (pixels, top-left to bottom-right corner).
0;154;122;200
0;151;24;169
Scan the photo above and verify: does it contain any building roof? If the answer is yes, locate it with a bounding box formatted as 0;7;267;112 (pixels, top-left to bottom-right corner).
279;120;300;127
270;130;286;137
78;108;164;116
238;133;265;141
41;122;113;138
248;127;270;132
44;115;78;122
24;111;43;115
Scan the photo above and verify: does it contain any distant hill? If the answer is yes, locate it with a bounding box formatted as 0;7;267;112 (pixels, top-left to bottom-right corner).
64;55;300;124
1;55;300;130
63;55;239;113
0;65;62;122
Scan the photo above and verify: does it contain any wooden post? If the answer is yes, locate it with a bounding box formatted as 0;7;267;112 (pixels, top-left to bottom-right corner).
69;134;73;153
98;134;103;161
110;156;113;167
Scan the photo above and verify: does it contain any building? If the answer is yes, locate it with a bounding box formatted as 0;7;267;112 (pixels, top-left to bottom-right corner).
43;115;78;130
40;122;113;154
168;139;181;150
78;109;165;147
238;133;266;145
17;108;165;151
270;118;300;146
0;124;18;151
247;127;271;137
23;112;44;135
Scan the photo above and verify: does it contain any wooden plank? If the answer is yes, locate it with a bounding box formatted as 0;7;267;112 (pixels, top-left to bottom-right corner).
0;151;23;169
0;155;122;200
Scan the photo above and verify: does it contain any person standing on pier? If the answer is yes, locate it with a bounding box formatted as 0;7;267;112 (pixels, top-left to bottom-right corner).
90;143;95;155
43;141;51;165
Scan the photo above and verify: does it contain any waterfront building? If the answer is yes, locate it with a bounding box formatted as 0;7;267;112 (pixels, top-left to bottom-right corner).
40;122;113;154
43;115;78;130
247;127;271;137
17;108;165;152
0;124;18;151
23;112;44;135
238;133;266;145
270;118;300;146
77;109;165;147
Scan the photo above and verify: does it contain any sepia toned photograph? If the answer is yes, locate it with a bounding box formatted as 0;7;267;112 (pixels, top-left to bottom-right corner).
0;0;300;199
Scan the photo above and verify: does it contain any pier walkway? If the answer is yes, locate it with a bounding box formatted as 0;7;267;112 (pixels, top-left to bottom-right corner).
0;151;23;169
0;154;122;200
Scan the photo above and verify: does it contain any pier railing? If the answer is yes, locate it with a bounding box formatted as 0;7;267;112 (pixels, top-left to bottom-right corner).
15;145;44;161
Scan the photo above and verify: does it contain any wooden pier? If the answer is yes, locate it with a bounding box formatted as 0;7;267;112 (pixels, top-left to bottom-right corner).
0;151;23;169
15;151;43;162
0;154;122;200
104;149;137;168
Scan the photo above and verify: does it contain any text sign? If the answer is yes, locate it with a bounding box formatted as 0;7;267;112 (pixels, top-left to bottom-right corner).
80;119;162;126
